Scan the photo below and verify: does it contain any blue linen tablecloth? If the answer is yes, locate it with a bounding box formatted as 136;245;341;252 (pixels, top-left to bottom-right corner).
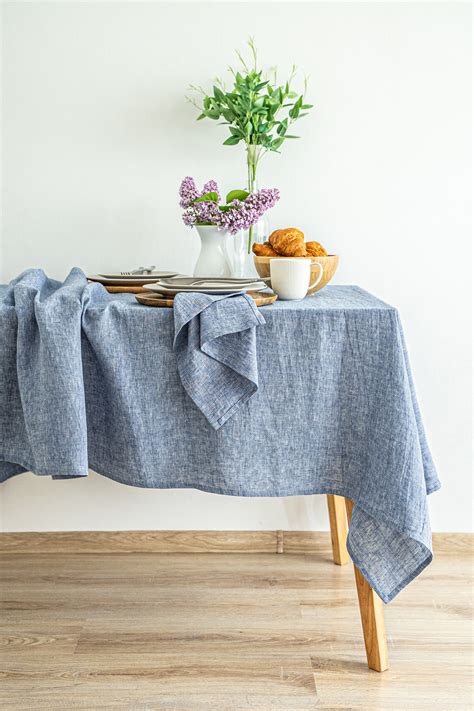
0;269;440;603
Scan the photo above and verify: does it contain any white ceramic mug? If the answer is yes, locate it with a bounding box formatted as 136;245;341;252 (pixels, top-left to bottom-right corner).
269;258;323;300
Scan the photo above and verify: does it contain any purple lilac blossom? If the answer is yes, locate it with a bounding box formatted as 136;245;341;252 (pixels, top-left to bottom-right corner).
201;180;220;202
179;176;199;208
194;200;221;225
219;188;280;234
182;208;197;226
179;178;280;231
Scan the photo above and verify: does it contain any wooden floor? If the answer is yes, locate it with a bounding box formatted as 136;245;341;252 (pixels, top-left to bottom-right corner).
0;541;472;710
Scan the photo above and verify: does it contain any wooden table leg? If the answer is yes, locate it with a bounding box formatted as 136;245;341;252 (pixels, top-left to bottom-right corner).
345;498;389;672
327;494;350;565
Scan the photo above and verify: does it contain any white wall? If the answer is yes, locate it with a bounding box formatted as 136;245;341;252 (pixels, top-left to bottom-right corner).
0;2;471;532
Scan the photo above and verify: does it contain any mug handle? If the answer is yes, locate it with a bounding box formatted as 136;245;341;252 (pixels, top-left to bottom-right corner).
308;261;324;291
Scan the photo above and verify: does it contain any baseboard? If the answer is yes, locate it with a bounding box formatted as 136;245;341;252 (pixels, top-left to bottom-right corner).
432;532;473;555
0;530;471;554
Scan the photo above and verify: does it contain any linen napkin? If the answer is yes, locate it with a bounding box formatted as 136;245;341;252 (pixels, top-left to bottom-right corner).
173;291;266;429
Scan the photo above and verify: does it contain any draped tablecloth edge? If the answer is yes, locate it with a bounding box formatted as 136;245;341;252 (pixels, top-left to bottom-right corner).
346;538;432;604
0;459;438;603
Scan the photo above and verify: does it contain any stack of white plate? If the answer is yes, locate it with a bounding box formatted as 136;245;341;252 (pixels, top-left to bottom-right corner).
143;276;268;296
88;271;179;287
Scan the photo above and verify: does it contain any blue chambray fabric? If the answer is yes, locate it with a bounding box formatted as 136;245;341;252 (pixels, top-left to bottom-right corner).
0;268;440;603
173;291;265;429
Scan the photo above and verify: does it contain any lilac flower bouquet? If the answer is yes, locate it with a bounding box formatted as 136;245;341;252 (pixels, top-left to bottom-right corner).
180;176;279;253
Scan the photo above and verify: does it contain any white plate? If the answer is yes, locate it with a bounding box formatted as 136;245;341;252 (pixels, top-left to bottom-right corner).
158;276;264;288
155;281;266;290
88;274;176;287
158;283;266;290
98;270;178;280
143;283;266;296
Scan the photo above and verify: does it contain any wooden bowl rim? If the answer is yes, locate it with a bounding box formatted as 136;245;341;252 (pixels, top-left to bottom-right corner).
253;254;339;261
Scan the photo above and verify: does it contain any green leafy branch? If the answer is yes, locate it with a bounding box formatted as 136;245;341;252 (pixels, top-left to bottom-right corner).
186;38;314;160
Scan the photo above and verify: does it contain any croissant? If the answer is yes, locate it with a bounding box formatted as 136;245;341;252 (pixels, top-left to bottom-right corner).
268;228;306;257
252;242;279;257
305;241;328;257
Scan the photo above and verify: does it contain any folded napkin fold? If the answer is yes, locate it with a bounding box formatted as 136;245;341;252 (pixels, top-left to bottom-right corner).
173;292;266;429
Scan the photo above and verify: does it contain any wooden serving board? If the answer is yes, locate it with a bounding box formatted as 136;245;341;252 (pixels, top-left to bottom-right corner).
135;290;278;308
104;285;148;293
87;281;149;293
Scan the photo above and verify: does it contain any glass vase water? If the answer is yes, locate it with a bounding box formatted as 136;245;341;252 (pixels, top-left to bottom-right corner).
227;159;269;277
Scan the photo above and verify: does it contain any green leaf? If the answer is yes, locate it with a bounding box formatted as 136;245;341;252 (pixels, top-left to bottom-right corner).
213;86;225;102
193;191;219;203
301;104;314;109
277;118;288;136
223;135;241;146
226;189;250;203
271;137;285;150
285;135;300;139
196;113;206;120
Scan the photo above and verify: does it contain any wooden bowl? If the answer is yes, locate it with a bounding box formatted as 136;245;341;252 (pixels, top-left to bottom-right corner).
254;254;340;295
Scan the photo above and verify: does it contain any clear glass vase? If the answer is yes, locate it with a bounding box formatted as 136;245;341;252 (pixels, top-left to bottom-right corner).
226;215;269;279
226;165;270;278
226;231;256;278
249;213;268;248
246;149;266;253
